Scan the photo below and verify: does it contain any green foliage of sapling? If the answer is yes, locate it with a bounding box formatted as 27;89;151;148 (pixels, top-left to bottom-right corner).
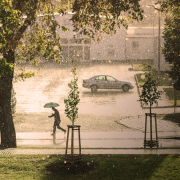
138;64;163;111
64;63;80;125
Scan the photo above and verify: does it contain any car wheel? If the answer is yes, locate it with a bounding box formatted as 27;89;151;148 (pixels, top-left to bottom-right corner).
122;84;129;92
91;85;97;93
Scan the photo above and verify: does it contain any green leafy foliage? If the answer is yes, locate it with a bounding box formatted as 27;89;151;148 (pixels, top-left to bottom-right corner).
64;63;80;125
71;0;143;40
138;65;163;108
0;0;68;77
0;58;14;77
0;0;22;50
161;1;180;90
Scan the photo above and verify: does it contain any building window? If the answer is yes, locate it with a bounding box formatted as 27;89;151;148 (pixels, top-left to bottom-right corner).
69;46;83;61
69;38;91;44
84;46;90;60
61;46;69;62
84;38;91;44
96;51;102;57
108;45;115;56
132;41;139;52
61;38;68;44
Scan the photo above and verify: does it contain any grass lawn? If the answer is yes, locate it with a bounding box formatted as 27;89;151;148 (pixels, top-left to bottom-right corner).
0;154;180;180
163;88;180;106
133;64;147;71
136;72;172;86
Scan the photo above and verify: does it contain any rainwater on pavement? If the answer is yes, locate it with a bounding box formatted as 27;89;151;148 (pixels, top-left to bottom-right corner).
12;62;180;149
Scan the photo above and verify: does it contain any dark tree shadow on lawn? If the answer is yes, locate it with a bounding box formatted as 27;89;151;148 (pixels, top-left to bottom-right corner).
41;155;169;180
43;158;97;180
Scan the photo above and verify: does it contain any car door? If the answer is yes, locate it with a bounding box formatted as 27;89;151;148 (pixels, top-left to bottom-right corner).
95;75;107;89
106;76;120;89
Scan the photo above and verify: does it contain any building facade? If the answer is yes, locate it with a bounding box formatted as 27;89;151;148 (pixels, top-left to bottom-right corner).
56;14;169;71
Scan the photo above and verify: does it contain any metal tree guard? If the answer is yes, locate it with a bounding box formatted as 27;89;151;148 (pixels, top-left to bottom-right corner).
65;125;82;163
144;113;159;148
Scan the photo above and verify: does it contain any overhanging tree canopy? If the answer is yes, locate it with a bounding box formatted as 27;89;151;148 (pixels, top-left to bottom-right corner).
0;0;143;148
71;0;143;40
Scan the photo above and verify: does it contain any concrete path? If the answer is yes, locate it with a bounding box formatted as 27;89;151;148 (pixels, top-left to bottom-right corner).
0;129;179;155
0;107;179;155
15;131;180;149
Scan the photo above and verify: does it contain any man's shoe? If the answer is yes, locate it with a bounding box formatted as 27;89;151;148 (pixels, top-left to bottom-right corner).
51;133;55;135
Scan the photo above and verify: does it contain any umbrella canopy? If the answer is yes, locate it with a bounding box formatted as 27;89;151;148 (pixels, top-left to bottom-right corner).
44;102;60;108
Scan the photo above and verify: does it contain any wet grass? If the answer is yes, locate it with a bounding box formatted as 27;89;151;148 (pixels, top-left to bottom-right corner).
133;64;147;71
163;88;180;106
132;62;154;71
0;154;180;180
136;72;172;86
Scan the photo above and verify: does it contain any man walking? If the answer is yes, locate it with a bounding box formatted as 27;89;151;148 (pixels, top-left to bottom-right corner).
48;107;66;135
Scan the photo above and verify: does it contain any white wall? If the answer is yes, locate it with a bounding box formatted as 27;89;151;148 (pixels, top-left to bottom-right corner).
126;36;154;60
55;14;170;71
90;29;126;61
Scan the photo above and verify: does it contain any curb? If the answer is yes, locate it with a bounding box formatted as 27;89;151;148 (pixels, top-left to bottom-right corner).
0;148;180;155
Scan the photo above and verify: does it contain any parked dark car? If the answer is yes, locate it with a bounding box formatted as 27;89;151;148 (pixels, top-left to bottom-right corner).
82;75;134;92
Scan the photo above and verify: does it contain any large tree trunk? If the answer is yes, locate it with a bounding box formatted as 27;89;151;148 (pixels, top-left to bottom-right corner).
0;50;16;148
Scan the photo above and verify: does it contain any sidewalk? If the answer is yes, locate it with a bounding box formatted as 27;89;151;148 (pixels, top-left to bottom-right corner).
1;106;180;155
0;128;179;155
15;131;180;149
1;107;180;155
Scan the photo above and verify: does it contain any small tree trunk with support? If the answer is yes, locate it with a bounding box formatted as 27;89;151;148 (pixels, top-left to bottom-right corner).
150;102;152;143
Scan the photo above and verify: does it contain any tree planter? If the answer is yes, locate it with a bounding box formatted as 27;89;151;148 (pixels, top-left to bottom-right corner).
144;113;159;148
65;125;82;163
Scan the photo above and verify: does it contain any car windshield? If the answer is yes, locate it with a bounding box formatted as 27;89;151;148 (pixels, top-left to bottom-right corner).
106;76;116;82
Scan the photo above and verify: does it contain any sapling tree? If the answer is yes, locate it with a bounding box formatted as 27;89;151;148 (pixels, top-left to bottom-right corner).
139;65;163;147
139;65;163;115
64;62;80;157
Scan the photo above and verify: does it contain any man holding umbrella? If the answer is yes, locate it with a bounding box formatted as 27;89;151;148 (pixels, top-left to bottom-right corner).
44;102;66;135
49;107;66;135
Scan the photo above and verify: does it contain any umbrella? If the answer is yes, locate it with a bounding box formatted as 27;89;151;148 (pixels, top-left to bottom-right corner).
44;102;60;108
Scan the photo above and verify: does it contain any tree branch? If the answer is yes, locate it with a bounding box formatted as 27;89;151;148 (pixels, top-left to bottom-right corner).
13;0;39;47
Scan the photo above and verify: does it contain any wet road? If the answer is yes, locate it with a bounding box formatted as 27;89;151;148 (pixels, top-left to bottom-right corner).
14;63;144;116
13;62;171;117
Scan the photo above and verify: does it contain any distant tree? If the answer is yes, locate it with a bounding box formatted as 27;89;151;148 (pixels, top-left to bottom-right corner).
161;0;180;90
0;0;143;148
